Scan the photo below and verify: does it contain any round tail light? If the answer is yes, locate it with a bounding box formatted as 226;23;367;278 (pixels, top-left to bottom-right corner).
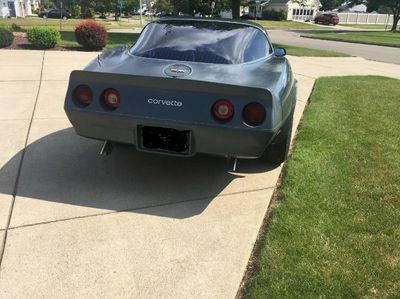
212;99;234;121
73;85;93;106
243;102;266;126
102;88;121;109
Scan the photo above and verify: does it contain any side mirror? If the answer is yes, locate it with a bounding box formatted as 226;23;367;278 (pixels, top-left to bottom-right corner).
274;48;286;58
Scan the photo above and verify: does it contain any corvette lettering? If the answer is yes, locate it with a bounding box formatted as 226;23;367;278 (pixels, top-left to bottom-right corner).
147;98;183;107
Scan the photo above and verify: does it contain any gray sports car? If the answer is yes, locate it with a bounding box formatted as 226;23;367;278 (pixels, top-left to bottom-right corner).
64;17;297;168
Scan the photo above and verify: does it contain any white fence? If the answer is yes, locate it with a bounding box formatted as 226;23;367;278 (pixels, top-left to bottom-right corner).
337;13;393;25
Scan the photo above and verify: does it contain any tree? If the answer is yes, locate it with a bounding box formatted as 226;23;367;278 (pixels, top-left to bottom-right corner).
232;0;240;19
125;0;140;13
155;0;174;13
151;0;240;18
214;0;231;15
351;0;400;31
168;0;221;16
40;0;55;10
95;1;110;18
319;0;342;11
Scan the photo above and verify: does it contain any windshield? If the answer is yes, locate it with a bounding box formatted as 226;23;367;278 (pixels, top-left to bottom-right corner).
131;20;272;64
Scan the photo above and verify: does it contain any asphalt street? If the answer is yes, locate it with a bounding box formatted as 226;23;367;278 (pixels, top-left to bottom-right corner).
268;30;400;64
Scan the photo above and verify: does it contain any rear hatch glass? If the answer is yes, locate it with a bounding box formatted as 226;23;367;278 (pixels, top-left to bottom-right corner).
131;20;272;64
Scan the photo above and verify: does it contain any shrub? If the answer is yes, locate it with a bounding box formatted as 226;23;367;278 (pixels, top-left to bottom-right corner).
75;20;108;50
11;23;23;32
27;27;60;49
262;9;287;21
0;27;14;48
71;4;81;19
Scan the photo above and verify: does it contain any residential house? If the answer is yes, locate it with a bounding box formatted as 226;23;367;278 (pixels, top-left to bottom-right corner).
1;0;39;18
248;0;321;21
220;6;249;18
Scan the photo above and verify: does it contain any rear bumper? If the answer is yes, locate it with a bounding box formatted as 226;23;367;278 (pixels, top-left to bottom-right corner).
66;110;276;159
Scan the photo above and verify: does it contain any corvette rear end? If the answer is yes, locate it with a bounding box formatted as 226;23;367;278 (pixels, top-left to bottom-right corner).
64;17;297;164
65;70;288;158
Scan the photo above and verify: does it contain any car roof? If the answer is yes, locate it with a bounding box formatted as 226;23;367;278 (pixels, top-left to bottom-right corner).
154;17;266;32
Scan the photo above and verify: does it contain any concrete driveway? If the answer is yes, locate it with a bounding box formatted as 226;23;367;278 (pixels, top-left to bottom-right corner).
0;50;399;298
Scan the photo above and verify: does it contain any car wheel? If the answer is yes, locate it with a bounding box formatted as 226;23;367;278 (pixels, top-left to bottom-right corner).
263;110;294;166
63;16;67;20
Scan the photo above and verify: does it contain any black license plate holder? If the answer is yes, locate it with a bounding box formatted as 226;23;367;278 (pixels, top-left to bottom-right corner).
139;126;191;155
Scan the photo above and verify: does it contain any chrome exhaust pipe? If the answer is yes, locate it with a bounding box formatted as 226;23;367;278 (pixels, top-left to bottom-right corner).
227;157;238;172
100;141;113;156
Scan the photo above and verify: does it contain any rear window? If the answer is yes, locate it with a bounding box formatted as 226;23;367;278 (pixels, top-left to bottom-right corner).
131;20;271;64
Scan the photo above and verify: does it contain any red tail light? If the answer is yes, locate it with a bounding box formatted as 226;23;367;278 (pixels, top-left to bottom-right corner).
102;88;121;109
243;102;266;126
212;99;234;121
74;85;93;106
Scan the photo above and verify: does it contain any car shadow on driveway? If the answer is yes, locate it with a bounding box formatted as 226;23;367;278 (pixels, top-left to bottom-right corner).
0;128;276;219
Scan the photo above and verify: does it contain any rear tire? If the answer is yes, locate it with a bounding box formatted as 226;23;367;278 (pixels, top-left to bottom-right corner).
263;111;294;166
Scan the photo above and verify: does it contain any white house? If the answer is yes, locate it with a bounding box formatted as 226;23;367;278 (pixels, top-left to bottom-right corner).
249;0;321;21
336;3;367;13
1;0;39;18
220;6;249;18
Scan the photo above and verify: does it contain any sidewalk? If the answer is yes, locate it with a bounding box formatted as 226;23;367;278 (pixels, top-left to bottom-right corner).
0;50;399;298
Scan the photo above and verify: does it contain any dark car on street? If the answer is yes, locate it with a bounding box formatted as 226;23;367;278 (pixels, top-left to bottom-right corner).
39;9;72;19
314;13;339;25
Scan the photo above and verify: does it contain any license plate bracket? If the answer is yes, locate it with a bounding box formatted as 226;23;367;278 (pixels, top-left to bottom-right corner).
138;126;191;155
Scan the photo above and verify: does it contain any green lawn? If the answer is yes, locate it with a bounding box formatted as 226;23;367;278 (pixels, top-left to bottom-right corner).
243;76;400;298
273;43;349;57
59;32;139;49
0;17;83;31
341;24;394;30
254;20;320;30
1;17;325;31
303;31;400;47
0;17;144;31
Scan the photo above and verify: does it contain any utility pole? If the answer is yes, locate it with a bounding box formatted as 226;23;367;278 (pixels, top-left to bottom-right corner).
139;0;144;27
60;0;63;31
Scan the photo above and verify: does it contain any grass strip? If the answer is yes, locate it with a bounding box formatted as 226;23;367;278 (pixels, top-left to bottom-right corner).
59;31;139;49
254;20;321;30
273;43;349;57
243;76;400;298
302;31;400;47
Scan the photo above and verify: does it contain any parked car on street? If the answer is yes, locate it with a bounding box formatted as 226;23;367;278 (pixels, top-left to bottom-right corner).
314;13;339;25
240;14;253;20
39;9;72;19
64;18;297;167
155;12;172;17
